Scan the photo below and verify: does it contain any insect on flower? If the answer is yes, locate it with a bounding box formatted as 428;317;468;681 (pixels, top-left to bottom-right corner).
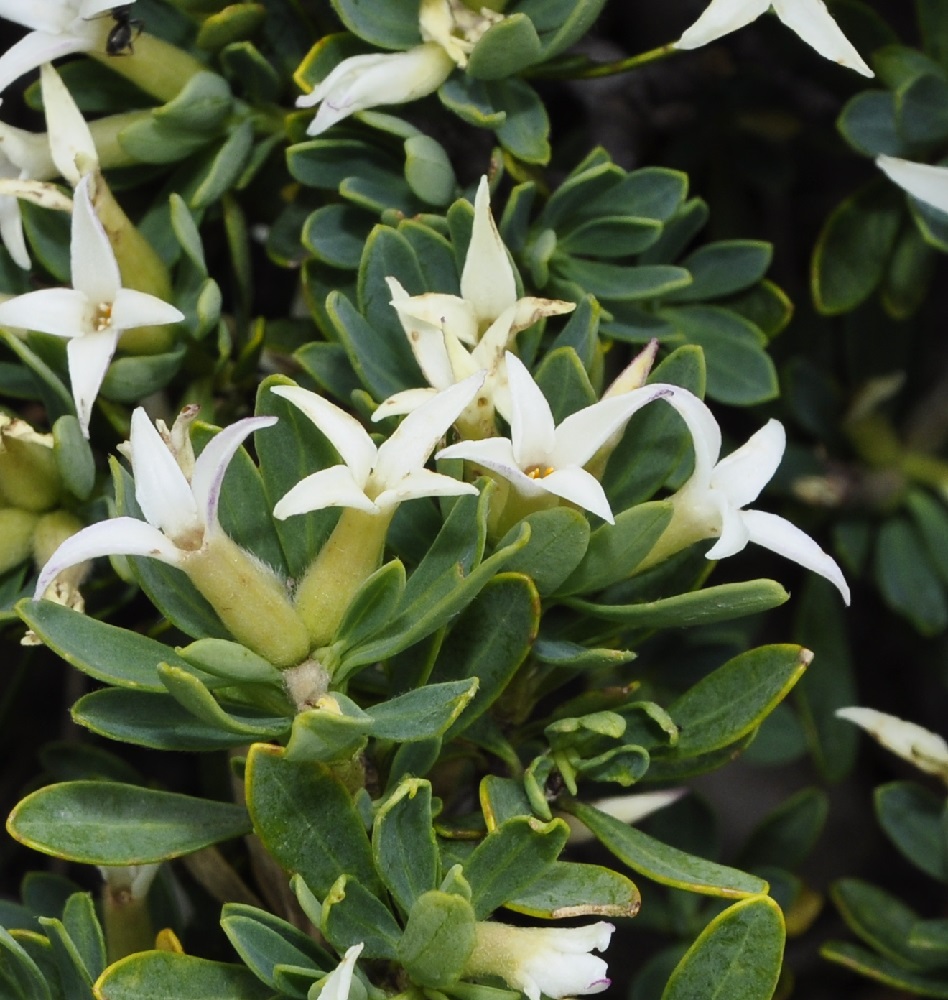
86;4;142;56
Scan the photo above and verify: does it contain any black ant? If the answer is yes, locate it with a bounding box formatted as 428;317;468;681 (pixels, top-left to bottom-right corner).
105;5;144;56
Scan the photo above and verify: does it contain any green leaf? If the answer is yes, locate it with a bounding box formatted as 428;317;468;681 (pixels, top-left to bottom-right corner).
793;576;858;783
832;879;944;971
72;688;275;751
533;346;597;422
404;134;456;206
95;952;274;1000
176;638;283;686
428;573;539;739
0;928;51;1000
568;801;768;898
875;781;947;881
220;903;330;991
907;491;948;586
504;861;640;919
668;645;811;757
822;941;948;998
52;415;94;501
555;501;673;597
874;518;948;634
320;874;402;959
567;580;789;629
335;560;406;654
245;744;383;897
897;73;948;144
667;241;772;302
837;90;907;156
60;892;105;981
662;305;778;406
196;4;266;51
397;890;477;988
554;258;691;301
16;600;189;692
190;120;255;209
7;782;250;864
327;0;420;48
489;78;550;165
740;788;829;870
497;507;590;596
302;203;371;269
368;680;480;741
662;896;785;1000
468;14;543;79
374;779;439;914
463;817;570;919
812;182;903;315
558;216;662;258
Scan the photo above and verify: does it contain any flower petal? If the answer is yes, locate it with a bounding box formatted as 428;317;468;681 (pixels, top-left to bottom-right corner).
41;62;98;185
460;176;517;327
71;174;121;304
704;492;750;559
553;386;667;469
372;388;438;421
128;407;201;539
373;371;485;488
741;508;851;604
190;415;277;534
508;295;576;334
710;418;785;508
304;44;454;136
111;287;185;331
0;1;82;32
675;0;770;49
271;384;377;487
437;435;522;480
391;287;478;350
0;287;90;338
0;196;29;269
0;29;96;96
836;707;948;776
505;353;556;469
318;943;364;1000
538;467;615;523
877;154;948;215
34;517;182;598
273;465;378;519
374;467;478;509
660;386;721;488
774;0;873;76
67;327;118;437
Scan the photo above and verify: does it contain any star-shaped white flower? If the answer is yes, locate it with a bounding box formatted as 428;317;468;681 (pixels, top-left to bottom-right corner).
0;1;118;95
0;174;183;436
375;178;573;433
296;43;455;137
675;0;873;77
34;406;275;596
465;921;614;1000
436;353;671;524
837;707;948;780
272;372;486;520
877;154;948;215
666;389;851;603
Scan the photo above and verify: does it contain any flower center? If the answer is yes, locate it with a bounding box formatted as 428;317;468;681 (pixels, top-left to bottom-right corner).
93;301;114;331
525;464;555;479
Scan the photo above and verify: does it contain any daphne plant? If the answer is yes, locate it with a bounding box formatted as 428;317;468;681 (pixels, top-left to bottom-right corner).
1;2;940;1000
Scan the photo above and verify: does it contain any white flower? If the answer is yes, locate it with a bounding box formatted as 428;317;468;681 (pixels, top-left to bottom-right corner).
877;154;948;215
33;406;275;595
675;0;873;77
836;707;948;779
375;178;574;433
41;61;99;186
314;943;364;1000
663;391;851;603
465;921;614;1000
0;1;119;95
419;0;503;69
0;174;183;436
98;863;161;903
296;43;454;137
272;372;486;520
436;353;671;524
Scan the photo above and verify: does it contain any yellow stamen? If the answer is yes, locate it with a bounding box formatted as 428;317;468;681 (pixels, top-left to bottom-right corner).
526;465;555;479
93;301;113;331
